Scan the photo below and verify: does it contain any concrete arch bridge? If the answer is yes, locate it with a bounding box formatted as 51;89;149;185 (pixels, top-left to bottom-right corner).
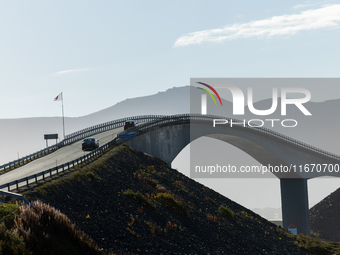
123;114;340;236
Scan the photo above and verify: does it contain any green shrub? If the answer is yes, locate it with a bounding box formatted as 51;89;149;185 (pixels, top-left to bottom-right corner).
0;222;29;255
85;171;95;180
124;189;156;210
295;234;340;254
0;204;19;229
218;205;234;219
136;165;155;177
155;193;188;217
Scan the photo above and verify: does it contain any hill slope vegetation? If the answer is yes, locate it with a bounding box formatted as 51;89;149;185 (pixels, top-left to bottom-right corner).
22;144;308;254
310;187;340;242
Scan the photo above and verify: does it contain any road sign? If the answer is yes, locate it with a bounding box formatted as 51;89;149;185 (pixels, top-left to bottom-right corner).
44;134;58;140
44;134;58;148
119;134;136;138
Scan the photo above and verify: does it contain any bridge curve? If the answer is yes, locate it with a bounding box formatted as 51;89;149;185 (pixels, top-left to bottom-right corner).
123;114;340;236
124;114;340;178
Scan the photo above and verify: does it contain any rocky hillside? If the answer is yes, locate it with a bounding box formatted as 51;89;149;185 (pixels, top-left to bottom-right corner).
21;144;308;254
310;187;340;241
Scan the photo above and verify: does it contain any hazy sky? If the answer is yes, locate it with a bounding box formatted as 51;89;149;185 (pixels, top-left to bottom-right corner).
1;0;340;119
2;1;340;212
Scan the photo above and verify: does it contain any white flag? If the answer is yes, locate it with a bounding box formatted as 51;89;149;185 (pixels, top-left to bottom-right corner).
54;92;62;101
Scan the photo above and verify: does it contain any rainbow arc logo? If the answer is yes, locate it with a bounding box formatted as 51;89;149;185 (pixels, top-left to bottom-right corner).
196;82;222;114
196;82;223;106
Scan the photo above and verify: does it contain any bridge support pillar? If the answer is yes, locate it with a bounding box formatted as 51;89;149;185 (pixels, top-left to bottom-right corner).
280;178;310;236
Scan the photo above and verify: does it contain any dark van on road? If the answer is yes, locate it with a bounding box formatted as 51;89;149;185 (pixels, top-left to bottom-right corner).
124;120;137;130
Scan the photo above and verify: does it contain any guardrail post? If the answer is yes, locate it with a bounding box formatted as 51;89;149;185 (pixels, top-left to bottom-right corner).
7;183;10;191
43;172;45;180
50;169;52;178
16;180;18;190
26;177;29;187
57;166;59;175
35;174;37;184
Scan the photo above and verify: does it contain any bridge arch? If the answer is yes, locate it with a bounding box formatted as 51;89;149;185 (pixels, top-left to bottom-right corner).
124;114;340;235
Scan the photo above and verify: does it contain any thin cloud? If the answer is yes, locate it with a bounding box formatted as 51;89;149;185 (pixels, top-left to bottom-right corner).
54;68;90;75
292;4;315;9
174;4;340;47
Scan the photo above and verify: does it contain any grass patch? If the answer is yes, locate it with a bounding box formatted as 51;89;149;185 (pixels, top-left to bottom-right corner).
218;205;234;219
295;234;340;255
135;173;158;188
144;221;159;235
310;231;326;240
174;180;188;191
123;189;156;210
0;204;19;229
0;222;29;255
276;225;340;254
155;192;188;217
239;210;254;220
22;144;125;200
85;171;95;180
0;203;29;255
135;165;155;177
14;200;99;255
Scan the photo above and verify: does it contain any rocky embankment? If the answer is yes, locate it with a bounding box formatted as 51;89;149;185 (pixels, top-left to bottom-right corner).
24;145;306;254
310;187;340;241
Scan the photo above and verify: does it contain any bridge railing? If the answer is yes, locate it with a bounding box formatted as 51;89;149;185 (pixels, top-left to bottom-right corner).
0;115;165;175
198;114;340;160
64;115;166;142
0;190;31;205
118;113;340;161
0;143;64;174
0;137;122;191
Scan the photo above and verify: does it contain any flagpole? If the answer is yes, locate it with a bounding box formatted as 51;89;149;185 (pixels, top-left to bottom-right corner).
62;92;65;139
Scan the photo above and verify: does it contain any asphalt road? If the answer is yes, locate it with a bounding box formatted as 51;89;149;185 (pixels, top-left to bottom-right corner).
0;126;124;186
